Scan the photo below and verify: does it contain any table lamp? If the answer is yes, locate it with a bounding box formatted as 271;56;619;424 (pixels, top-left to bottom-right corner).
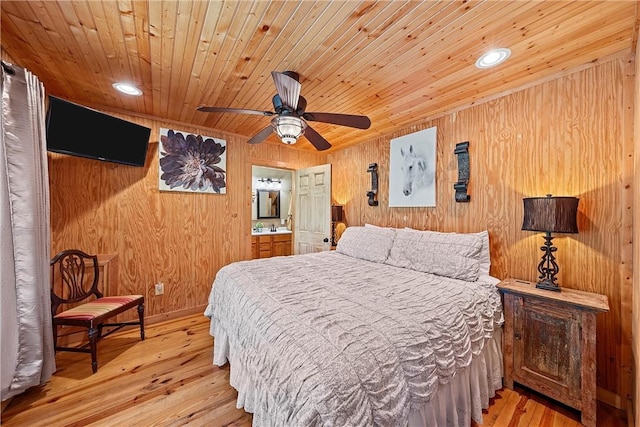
522;194;579;291
331;205;343;246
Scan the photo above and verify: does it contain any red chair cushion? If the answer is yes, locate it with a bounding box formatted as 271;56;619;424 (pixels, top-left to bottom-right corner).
54;295;143;321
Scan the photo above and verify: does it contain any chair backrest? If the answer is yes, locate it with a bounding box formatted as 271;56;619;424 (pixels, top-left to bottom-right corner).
50;249;102;315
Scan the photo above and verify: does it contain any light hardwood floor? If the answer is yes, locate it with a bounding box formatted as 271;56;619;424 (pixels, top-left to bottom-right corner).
1;314;627;427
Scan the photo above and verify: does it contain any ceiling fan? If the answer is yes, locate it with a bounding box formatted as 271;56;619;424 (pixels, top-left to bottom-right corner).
197;71;371;151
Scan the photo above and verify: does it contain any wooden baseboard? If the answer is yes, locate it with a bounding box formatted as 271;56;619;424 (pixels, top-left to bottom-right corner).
144;305;208;326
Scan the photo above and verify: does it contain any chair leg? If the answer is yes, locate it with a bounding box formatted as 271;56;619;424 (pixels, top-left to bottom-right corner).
137;303;145;341
88;327;99;373
52;323;58;352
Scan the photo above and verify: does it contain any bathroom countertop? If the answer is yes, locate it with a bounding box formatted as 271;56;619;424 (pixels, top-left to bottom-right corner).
251;229;292;236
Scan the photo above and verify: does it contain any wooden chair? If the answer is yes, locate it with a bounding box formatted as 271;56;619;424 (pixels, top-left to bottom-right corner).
50;249;145;373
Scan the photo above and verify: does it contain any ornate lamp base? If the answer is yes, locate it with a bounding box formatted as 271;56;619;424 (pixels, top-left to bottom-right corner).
536;279;561;292
535;231;561;292
331;222;337;246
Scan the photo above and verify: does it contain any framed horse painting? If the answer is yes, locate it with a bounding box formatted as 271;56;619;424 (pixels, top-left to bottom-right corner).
388;126;437;207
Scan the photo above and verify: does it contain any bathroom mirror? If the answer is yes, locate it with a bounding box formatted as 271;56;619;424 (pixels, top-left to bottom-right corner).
257;190;281;219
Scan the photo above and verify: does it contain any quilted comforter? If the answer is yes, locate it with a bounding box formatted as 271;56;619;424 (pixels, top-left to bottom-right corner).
206;250;502;426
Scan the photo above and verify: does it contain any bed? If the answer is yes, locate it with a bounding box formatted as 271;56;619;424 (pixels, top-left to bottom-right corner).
205;225;504;427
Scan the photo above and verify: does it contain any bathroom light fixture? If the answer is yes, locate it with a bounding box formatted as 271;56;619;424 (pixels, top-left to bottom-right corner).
258;177;282;190
475;48;511;69
112;82;143;96
271;116;306;144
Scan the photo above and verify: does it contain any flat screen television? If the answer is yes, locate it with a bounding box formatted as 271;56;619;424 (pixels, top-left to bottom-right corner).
46;96;151;167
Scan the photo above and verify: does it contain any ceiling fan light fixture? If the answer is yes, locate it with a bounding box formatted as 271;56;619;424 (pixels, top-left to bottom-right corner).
271;116;306;145
475;48;511;69
198;69;369;151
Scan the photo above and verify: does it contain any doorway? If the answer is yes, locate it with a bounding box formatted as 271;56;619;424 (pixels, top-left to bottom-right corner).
247;160;332;259
251;165;294;231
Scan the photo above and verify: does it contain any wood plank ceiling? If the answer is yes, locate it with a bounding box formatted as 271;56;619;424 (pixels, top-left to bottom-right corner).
1;1;638;152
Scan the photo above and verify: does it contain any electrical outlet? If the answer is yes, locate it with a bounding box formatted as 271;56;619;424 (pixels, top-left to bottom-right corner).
154;282;164;295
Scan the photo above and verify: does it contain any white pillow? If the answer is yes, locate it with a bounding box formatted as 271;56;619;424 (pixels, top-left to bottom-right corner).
364;223;392;230
336;226;396;263
387;228;483;281
405;227;491;275
471;230;491;275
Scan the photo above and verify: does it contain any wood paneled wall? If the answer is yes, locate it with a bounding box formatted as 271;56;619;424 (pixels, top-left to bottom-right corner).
44;51;633;406
328;56;634;404
633;34;640;425
48;123;326;323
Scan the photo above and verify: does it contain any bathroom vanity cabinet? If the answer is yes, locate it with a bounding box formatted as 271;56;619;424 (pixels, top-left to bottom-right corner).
251;233;292;259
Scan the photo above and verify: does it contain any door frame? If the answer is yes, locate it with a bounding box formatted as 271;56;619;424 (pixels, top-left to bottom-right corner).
244;158;296;260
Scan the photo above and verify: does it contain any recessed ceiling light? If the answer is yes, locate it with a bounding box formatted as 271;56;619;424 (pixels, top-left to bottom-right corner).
475;48;511;69
112;82;143;96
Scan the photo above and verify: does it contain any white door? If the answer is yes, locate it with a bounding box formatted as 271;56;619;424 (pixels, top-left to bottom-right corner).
294;164;331;254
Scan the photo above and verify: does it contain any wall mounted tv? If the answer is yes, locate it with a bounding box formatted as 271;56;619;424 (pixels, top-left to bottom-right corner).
46;96;151;167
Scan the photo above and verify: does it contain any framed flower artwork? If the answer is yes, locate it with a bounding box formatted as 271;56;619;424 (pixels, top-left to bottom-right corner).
158;128;227;194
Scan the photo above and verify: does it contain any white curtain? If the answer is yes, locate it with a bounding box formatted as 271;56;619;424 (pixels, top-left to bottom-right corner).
0;61;55;401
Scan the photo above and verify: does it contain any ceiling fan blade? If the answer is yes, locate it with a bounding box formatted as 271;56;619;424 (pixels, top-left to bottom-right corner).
303;125;332;151
272;71;301;111
197;106;274;117
247;126;274;145
302;112;371;129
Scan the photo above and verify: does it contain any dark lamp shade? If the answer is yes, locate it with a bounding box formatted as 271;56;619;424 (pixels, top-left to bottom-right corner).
331;205;343;222
522;195;579;234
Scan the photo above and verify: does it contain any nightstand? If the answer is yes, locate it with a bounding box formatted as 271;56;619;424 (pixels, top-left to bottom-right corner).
497;278;609;427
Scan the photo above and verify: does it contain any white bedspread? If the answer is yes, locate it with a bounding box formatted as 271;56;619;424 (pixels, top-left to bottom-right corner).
205;251;503;426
